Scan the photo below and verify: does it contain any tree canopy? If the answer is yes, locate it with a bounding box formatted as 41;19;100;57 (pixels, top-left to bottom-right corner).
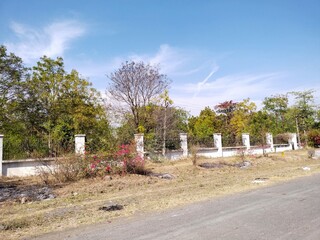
107;61;170;131
1;44;320;160
0;46;113;159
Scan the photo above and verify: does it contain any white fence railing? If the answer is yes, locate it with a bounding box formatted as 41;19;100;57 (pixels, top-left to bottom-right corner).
0;135;86;177
0;133;299;177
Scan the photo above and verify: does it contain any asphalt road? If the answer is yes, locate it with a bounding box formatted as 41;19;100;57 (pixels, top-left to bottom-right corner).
31;174;320;240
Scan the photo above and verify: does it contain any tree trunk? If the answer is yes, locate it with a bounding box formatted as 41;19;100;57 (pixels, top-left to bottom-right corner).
296;117;301;147
162;107;167;156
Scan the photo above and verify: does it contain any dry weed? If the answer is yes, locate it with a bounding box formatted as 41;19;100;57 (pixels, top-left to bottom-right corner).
1;150;320;240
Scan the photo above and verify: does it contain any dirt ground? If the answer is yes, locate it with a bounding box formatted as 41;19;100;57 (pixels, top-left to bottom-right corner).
1;149;320;240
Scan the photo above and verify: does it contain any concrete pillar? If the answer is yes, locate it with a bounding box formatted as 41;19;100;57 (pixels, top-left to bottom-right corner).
288;133;298;150
180;133;188;157
242;133;250;150
213;133;223;156
134;134;144;159
266;133;274;151
0;135;3;176
75;134;86;155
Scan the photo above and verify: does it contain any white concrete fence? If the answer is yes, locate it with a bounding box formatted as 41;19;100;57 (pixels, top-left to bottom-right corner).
1;134;86;177
0;132;298;177
134;133;189;161
135;132;298;160
197;132;298;158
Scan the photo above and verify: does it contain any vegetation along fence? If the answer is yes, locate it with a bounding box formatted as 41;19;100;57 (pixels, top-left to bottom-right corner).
0;134;86;177
0;132;298;177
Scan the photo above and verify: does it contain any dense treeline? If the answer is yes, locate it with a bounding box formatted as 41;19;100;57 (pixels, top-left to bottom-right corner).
188;93;320;147
0;45;113;159
1;45;319;159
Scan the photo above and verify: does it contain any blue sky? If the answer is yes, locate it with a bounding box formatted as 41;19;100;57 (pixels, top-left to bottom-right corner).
1;0;319;115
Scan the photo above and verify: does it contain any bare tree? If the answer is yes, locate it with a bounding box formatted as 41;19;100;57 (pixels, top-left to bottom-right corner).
107;61;170;130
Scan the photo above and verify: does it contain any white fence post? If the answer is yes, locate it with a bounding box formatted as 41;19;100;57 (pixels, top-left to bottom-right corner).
180;133;188;157
0;135;3;176
134;134;144;159
213;133;223;157
75;134;86;155
266;133;274;151
289;133;298;150
242;133;250;150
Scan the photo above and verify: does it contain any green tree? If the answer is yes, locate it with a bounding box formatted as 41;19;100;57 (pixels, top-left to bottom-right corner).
263;94;289;131
230;98;256;144
290;90;317;146
0;45;30;159
214;100;238;146
24;56;66;153
314;108;320;129
117;102;188;152
0;45;28;127
0;48;114;159
248;110;274;145
188;107;217;146
22;56;111;156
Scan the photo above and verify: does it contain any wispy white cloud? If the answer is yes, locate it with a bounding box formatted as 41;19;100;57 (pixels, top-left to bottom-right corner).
5;20;85;63
172;72;284;115
75;44;211;88
60;42;311;116
80;45;287;116
129;44;191;75
192;65;219;98
100;44;207;76
181;72;281;93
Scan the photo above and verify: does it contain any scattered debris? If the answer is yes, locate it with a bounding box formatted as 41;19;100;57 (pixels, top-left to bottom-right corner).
71;191;78;196
20;197;27;204
103;176;113;181
149;173;175;180
235;161;251;169
0;185;55;203
308;149;320;159
199;163;225;169
252;177;269;184
99;203;124;211
199;161;252;169
302;167;311;171
308;150;315;158
159;173;175;179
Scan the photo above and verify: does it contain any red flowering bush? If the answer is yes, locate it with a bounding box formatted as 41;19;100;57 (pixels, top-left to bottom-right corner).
113;144;146;175
38;143;147;183
308;130;320;148
84;154;115;177
84;143;146;177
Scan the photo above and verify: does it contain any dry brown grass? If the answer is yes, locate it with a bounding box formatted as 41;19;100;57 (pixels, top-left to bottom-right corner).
1;149;320;240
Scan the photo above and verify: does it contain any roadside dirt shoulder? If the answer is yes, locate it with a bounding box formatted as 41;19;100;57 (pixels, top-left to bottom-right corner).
1;150;319;240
